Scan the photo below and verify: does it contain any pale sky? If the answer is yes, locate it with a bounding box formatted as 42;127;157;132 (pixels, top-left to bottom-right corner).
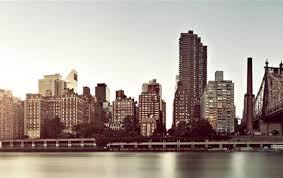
0;0;282;128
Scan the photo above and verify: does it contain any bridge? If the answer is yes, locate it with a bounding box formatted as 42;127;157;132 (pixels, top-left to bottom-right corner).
243;58;283;135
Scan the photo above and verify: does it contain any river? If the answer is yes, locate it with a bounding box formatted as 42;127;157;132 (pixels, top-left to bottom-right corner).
0;152;282;178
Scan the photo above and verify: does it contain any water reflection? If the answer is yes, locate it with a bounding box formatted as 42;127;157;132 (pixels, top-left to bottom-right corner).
0;152;283;178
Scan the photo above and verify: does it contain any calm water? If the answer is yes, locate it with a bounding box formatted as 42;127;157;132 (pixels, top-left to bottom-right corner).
0;152;282;178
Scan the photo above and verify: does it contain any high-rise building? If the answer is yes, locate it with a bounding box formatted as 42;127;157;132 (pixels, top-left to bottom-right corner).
0;90;24;140
24;94;48;139
0;90;14;140
39;74;65;97
173;30;207;126
201;71;235;133
112;90;135;129
138;79;166;134
60;92;84;132
65;69;78;93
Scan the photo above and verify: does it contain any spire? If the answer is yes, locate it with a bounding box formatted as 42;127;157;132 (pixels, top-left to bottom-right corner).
265;59;269;68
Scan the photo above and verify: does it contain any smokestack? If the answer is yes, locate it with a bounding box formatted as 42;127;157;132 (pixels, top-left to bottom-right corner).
246;57;254;133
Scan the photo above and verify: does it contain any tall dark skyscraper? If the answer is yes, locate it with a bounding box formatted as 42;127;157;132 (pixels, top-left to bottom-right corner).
173;30;207;127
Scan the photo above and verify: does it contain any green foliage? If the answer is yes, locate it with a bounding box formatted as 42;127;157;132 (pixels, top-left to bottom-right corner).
42;116;65;139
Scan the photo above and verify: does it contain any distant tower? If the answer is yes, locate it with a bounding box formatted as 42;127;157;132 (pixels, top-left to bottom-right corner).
65;69;78;93
245;57;254;133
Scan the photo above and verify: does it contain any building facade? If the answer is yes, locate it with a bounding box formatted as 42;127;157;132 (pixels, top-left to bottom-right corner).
81;86;95;124
24;94;48;139
173;82;189;127
201;71;235;133
13;98;24;139
112;90;135;130
0;90;14;139
173;30;207;126
24;91;84;138
95;83;110;103
138;79;166;134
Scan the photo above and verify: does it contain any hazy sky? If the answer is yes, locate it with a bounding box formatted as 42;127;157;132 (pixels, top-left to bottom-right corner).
0;0;282;128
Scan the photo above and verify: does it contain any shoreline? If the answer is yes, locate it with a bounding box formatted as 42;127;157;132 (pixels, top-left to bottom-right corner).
0;147;281;153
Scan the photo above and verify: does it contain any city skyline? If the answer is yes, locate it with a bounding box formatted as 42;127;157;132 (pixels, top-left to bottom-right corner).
0;1;283;128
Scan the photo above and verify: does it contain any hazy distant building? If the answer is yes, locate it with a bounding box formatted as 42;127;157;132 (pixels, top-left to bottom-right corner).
140;115;157;137
112;90;135;129
65;69;78;94
138;79;166;133
24;94;48;139
39;74;65;97
201;71;235;133
173;30;207;125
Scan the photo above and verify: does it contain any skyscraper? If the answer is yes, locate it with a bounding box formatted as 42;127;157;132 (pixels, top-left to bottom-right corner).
201;71;235;133
39;74;65;97
173;30;207;127
65;69;78;93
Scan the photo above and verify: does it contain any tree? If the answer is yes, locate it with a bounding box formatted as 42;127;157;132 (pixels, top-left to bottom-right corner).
189;119;214;138
167;128;175;136
174;121;189;137
73;120;105;138
123;115;139;136
42;116;65;139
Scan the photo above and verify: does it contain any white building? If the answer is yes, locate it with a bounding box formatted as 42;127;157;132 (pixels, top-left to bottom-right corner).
201;71;235;133
65;69;78;94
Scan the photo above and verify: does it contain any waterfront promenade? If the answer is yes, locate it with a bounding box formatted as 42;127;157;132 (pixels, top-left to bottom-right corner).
1;136;283;152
